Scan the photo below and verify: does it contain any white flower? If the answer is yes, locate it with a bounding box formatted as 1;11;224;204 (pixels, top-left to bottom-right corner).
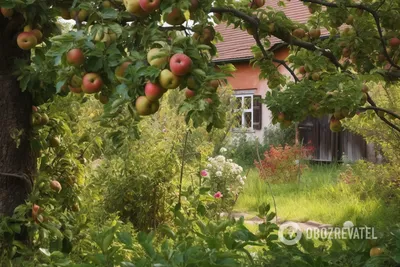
220;147;227;153
294;160;300;165
216;171;222;177
207;164;212;168
215;155;225;162
239;178;245;185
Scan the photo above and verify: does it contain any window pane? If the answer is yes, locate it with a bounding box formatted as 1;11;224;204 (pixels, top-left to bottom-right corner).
244;112;252;128
235;97;242;109
244;96;252;109
234;112;242;127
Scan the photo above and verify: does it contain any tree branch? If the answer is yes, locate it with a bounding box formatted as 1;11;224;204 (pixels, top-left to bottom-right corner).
364;94;400;133
300;0;400;70
209;6;344;71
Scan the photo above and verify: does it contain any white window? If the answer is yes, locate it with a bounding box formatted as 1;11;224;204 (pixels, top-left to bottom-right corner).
234;95;254;129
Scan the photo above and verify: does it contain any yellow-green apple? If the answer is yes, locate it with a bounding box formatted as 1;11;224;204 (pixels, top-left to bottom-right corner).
69;75;82;93
40;114;49;125
32;29;43;44
345;15;354;25
50;180;62;192
49;136;60;147
282;120;292;128
60;8;71;19
159;69;180;89
292;28;306;39
67;48;85;66
334;109;345;120
147;48;168;68
139;0;160;13
136;96;151;115
124;0;148;17
144;82;164;101
101;33;112;46
185;89;195;99
164;8;186;25
309;28;321;39
361;84;369;93
277;112;285;122
169;53;192;76
102;1;112;8
17;32;37;50
389;37;400;47
82;73;103;94
150;100;160;114
99;94;109;104
1;8;14;18
115;61;132;82
311;72;320;81
370;247;383;257
187;76;197;89
329;116;342;132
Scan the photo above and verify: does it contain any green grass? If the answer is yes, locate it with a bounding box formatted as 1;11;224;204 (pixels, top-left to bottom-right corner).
235;164;399;229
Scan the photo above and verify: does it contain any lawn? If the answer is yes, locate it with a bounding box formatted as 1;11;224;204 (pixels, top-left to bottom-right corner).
235;164;399;229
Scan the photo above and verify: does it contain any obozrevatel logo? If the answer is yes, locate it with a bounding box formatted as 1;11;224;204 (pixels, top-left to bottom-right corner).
278;221;377;245
278;222;303;245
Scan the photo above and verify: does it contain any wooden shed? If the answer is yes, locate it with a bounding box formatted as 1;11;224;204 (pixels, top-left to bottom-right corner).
298;116;368;162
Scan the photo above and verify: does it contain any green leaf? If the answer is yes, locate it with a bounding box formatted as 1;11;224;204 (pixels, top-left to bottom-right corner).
116;232;133;247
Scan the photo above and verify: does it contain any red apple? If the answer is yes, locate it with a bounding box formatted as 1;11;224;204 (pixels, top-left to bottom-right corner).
1;8;14;18
185;89;196;99
144;82;165;101
17;32;37;50
292;28;306;39
50;180;62;192
189;0;199;12
277;112;285;122
299;66;306;74
32;29;43;44
309;28;321;39
251;0;265;9
115;61;132;82
82;73;103;94
164;8;186;25
169;53;192;76
205;98;213;104
32;106;38;113
139;0;160;12
67;48;85;66
389;37;400;47
124;0;148;17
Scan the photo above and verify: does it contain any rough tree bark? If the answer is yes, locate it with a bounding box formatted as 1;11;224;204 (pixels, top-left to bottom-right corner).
0;14;35;216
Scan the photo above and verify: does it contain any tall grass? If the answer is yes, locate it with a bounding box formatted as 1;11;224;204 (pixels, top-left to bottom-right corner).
235;164;399;229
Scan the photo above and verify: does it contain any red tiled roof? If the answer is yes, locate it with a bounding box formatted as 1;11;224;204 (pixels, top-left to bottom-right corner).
214;0;311;62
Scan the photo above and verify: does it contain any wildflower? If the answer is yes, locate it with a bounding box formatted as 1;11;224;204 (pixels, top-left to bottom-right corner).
215;155;225;162
216;171;222;177
207;164;212;168
200;170;208;177
214;191;223;199
220;147;227;153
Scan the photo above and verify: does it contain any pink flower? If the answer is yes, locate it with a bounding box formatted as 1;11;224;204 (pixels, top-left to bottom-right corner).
200;170;208;177
214;191;223;199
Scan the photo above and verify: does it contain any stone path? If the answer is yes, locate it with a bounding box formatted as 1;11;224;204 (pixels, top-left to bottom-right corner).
228;212;332;231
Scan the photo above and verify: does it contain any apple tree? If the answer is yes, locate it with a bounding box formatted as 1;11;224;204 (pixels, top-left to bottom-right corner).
0;0;399;220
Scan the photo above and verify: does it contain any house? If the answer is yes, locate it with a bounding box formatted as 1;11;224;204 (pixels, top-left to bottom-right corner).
213;0;372;162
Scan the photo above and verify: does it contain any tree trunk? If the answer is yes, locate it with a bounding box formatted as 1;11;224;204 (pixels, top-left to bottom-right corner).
0;14;34;216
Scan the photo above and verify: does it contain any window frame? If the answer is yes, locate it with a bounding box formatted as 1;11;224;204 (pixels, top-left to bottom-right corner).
234;94;254;129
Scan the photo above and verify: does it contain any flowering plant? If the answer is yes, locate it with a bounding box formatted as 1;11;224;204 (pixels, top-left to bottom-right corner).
255;144;314;184
200;152;246;213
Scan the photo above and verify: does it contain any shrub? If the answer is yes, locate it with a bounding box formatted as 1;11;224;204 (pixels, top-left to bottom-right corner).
255;144;314;184
200;153;246;214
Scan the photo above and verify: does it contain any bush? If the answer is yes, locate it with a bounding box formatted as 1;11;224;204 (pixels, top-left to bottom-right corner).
255;144;314;184
200;154;246;214
227;125;296;168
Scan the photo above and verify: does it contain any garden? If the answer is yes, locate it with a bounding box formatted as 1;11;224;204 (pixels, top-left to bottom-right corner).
1;0;400;266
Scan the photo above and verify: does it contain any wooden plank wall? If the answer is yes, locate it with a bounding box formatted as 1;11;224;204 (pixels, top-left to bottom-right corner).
298;116;367;162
